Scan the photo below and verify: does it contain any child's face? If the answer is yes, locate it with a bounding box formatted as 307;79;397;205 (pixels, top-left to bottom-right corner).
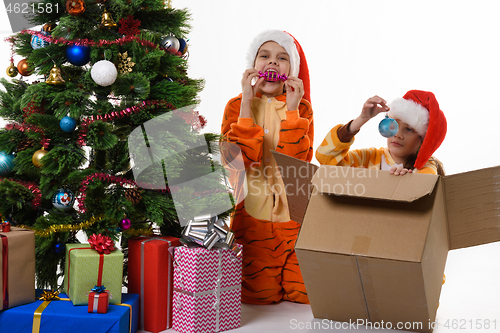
254;41;290;97
386;118;423;164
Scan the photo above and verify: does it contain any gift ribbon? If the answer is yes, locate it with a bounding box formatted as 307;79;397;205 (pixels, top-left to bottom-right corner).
116;303;133;333
66;248;105;294
140;238;174;330
182;214;242;258
32;291;71;333
1;234;8;310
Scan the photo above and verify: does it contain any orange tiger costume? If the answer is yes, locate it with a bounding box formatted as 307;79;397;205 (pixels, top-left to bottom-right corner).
221;92;313;304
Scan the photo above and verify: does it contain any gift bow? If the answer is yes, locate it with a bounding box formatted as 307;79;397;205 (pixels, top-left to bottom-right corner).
182;214;242;257
38;290;61;301
88;233;115;254
91;285;107;293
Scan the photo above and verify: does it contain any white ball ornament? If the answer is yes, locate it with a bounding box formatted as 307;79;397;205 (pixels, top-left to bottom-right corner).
90;60;118;86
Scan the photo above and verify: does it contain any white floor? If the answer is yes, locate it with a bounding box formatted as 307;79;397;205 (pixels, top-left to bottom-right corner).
139;241;500;333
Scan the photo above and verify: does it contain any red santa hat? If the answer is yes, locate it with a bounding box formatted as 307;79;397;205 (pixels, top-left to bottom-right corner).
388;90;447;170
246;30;311;103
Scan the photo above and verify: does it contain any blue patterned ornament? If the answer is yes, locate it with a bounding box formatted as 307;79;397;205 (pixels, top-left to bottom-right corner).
66;45;91;66
0;151;15;176
378;115;399;138
31;30;50;49
60;116;77;132
52;188;75;210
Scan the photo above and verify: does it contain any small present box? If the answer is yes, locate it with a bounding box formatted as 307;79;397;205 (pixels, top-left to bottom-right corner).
63;244;123;305
0;227;35;310
0;290;139;333
128;236;180;333
172;244;242;333
88;290;110;314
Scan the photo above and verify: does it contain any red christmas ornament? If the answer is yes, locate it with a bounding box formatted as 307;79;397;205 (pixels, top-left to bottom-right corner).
88;233;115;254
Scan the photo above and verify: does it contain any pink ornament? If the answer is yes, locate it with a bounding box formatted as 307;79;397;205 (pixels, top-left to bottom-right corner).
120;218;131;230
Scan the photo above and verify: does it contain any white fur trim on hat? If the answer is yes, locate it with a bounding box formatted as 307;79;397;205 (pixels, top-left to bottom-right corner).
388;98;429;137
246;30;300;77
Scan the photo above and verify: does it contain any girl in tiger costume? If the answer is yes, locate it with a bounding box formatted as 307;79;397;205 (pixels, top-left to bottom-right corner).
221;30;313;304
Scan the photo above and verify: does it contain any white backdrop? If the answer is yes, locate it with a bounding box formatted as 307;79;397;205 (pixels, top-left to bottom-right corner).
0;2;499;332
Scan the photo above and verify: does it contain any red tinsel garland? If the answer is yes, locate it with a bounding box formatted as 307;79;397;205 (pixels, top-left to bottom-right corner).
5;123;50;149
0;177;42;208
19;30;182;56
76;100;175;146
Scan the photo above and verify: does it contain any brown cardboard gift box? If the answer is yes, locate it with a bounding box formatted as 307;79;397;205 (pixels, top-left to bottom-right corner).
272;151;500;333
0;227;35;310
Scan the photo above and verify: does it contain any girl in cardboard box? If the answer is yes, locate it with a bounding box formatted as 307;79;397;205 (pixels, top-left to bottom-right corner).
221;30;313;304
316;90;446;176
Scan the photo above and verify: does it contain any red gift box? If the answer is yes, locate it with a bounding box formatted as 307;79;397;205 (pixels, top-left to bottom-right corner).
128;236;180;333
88;290;110;313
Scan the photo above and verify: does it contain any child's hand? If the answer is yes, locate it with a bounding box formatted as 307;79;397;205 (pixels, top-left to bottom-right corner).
285;76;304;111
389;165;413;176
360;95;389;121
241;69;264;104
349;95;390;132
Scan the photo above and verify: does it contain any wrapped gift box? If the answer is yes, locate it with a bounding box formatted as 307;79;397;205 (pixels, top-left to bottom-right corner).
0;227;35;310
88;290;110;314
128;236;180;333
0;291;138;333
63;244;123;305
172;244;242;333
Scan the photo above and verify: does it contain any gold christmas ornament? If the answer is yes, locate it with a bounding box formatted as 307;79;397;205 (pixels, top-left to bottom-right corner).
117;51;135;74
32;148;48;167
43;23;57;33
46;64;65;85
101;8;117;28
6;63;18;77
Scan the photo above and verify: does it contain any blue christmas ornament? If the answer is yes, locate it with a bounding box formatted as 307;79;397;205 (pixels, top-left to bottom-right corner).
66;45;91;66
378;115;399;138
60;116;77;132
0;151;15;176
52;188;75;210
31;31;50;49
53;241;64;254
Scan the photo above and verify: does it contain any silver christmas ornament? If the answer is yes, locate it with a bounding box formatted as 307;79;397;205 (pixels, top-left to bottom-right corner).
160;35;180;52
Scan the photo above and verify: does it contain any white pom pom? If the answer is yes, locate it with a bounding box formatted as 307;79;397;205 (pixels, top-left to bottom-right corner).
90;60;118;86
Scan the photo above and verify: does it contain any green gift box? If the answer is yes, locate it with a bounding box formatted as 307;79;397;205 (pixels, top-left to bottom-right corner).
63;244;123;306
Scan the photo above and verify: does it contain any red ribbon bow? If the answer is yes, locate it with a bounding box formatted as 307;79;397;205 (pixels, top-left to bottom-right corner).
88;234;115;254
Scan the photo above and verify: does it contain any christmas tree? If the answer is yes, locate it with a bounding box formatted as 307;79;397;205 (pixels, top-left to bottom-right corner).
0;0;231;291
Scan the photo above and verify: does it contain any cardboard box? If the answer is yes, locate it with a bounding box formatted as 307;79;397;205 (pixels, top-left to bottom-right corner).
0;291;139;333
172;244;242;333
63;244;124;305
0;227;35;310
128;236;180;333
272;151;500;333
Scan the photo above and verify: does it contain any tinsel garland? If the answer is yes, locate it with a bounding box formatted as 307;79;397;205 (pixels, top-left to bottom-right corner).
76;99;175;146
0;177;42;208
16;215;101;237
78;173;137;213
17;30;182;56
123;226;154;237
5;123;50;149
